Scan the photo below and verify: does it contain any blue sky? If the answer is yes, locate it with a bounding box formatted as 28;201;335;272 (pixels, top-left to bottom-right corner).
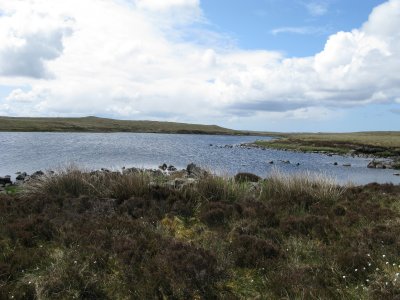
0;0;399;132
201;0;385;56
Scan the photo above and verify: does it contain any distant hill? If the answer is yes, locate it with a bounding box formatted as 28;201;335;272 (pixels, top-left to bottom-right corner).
0;116;257;135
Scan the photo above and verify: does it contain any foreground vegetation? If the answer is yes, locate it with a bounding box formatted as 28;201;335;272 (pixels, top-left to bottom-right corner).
0;116;255;135
1;169;400;299
254;131;400;158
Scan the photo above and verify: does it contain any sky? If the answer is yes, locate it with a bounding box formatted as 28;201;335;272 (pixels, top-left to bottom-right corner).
0;0;399;132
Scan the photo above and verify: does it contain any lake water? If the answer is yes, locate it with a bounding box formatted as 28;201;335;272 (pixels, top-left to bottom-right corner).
0;132;399;185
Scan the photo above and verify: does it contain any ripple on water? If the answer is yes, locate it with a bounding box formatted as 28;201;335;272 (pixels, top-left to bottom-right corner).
0;132;398;185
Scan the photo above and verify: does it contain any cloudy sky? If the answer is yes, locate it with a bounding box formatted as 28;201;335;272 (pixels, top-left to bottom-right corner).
0;0;399;132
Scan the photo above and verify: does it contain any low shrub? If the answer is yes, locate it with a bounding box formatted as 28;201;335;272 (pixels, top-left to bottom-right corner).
231;234;280;268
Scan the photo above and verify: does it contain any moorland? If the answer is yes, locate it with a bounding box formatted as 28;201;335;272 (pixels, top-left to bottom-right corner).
1;167;400;299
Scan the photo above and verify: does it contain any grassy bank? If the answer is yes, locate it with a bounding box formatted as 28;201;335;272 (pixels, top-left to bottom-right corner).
0;116;254;135
1;169;400;299
254;132;400;158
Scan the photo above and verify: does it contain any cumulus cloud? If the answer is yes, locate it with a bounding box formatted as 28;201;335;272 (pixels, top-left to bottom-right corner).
0;0;399;124
0;2;73;78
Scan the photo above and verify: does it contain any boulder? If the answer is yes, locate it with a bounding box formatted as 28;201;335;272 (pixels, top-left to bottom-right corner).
167;165;177;172
31;170;45;178
279;160;290;164
123;167;140;174
0;176;12;185
186;163;208;178
16;172;27;181
159;163;168;171
333;162;338;166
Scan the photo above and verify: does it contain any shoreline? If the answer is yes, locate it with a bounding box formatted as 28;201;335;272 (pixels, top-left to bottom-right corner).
244;135;400;171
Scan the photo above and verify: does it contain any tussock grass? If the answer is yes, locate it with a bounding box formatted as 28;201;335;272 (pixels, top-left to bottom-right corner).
196;175;251;203
262;170;346;205
23;166;152;201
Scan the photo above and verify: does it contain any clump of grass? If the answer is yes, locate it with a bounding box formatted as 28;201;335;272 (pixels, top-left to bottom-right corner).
261;170;346;213
196;175;251;203
23;166;100;197
23;166;152;201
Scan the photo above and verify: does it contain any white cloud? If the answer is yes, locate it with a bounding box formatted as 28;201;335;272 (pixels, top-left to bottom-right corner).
304;1;329;16
134;0;199;11
0;0;399;125
271;26;329;35
0;2;73;78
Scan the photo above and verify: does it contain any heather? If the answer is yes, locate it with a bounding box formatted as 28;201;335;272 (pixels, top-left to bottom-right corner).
1;168;400;299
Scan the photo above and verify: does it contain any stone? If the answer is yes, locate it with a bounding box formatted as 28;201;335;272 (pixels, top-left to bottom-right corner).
123;167;140;174
167;165;177;172
269;161;274;164
16;172;27;181
0;177;12;185
187;163;208;178
159;163;168;171
31;170;45;178
333;162;338;166
367;159;395;170
343;164;351;167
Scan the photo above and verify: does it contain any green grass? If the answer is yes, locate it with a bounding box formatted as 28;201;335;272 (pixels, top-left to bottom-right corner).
255;131;400;157
1;168;400;299
4;185;20;195
0;116;256;135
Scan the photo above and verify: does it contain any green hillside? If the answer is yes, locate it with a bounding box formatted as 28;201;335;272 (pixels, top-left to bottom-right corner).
0;116;246;135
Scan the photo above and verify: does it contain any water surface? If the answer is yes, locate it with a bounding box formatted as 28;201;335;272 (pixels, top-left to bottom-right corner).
0;132;398;185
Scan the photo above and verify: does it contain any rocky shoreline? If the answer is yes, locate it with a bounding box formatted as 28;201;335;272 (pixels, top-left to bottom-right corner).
240;142;400;173
2;153;400;193
0;163;219;194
